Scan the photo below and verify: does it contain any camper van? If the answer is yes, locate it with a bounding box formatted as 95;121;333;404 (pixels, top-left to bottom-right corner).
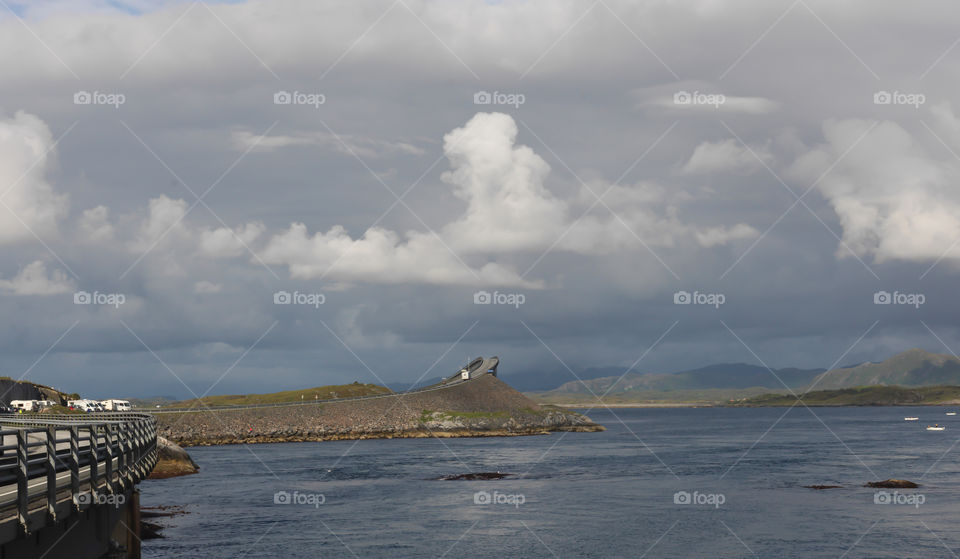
10;400;39;412
101;399;132;411
68;399;103;413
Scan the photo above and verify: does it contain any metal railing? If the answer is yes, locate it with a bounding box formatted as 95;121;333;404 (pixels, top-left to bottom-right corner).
0;412;157;536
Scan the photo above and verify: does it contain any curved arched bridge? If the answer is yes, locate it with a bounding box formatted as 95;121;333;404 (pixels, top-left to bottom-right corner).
153;355;500;414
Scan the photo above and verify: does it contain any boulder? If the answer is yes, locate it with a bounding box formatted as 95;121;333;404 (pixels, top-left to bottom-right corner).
865;479;919;488
148;436;199;479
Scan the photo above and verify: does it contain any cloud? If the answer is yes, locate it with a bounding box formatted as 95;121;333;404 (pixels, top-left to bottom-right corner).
260;112;758;285
127;195;189;253
0;111;68;244
78;205;115;242
682;139;770;175
788;115;960;263
193;280;222;294
230;130;425;158
438;112;567;253
198;222;265;259
0;260;74;295
261;222;534;287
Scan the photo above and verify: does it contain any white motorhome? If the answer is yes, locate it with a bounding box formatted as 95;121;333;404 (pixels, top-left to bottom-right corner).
10;400;39;411
68;399;102;412
101;399;132;411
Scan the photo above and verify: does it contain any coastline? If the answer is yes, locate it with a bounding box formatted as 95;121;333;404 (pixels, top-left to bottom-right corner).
172;424;603;447
156;375;604;447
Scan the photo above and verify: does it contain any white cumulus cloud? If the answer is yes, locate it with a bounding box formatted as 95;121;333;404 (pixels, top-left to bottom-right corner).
0;260;74;295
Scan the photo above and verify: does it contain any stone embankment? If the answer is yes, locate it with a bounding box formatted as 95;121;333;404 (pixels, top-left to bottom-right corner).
156;375;603;446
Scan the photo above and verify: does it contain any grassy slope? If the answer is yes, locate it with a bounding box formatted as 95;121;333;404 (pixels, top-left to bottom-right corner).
810;349;960;389
734;385;960;406
165;382;392;408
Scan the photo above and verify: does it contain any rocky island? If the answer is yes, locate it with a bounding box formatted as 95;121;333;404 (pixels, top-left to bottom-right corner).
156;373;603;446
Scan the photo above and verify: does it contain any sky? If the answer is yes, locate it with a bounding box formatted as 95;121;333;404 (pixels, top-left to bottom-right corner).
1;0;959;399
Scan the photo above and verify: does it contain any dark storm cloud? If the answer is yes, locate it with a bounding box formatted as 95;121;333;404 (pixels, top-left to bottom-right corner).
1;0;959;398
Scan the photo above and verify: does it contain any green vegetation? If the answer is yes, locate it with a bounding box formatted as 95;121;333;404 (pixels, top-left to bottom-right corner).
733;385;960;406
166;382;391;408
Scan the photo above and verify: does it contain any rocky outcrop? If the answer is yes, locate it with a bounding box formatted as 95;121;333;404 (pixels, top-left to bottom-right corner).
156;375;604;446
865;479;919;488
148;436;199;479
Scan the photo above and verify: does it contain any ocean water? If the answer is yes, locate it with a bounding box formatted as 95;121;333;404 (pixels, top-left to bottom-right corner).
140;407;960;558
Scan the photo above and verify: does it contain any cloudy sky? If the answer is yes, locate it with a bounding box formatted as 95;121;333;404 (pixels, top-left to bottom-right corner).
1;0;959;399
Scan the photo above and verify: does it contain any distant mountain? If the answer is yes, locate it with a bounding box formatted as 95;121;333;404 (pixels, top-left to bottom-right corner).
809;349;960;389
545;363;826;394
499;367;628;392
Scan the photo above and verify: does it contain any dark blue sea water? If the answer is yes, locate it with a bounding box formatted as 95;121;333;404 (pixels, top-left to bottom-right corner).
140;407;960;558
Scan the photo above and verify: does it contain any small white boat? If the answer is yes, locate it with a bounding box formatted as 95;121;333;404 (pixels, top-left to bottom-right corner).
927;425;946;431
947;412;957;416
904;417;919;421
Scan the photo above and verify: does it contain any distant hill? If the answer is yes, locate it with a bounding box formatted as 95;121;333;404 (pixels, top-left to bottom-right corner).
735;385;960;407
128;396;178;409
164;382;391;408
543;363;825;395
809;349;960;390
499;367;628;392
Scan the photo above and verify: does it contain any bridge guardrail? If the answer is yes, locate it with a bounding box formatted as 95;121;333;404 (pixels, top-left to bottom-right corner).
0;412;157;538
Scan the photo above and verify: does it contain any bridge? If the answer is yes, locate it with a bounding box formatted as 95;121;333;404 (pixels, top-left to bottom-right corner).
152;355;500;414
0;412;157;558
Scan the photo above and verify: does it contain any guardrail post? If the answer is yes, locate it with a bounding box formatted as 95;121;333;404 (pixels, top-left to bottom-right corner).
88;426;99;500
105;425;115;494
16;430;29;534
46;426;57;522
70;425;80;508
117;422;128;491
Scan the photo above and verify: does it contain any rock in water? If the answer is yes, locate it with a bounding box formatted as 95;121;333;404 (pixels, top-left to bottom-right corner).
864;479;919;488
149;436;199;479
435;472;511;480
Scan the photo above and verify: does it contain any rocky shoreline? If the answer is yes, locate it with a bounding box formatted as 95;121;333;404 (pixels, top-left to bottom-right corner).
156;375;604;447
